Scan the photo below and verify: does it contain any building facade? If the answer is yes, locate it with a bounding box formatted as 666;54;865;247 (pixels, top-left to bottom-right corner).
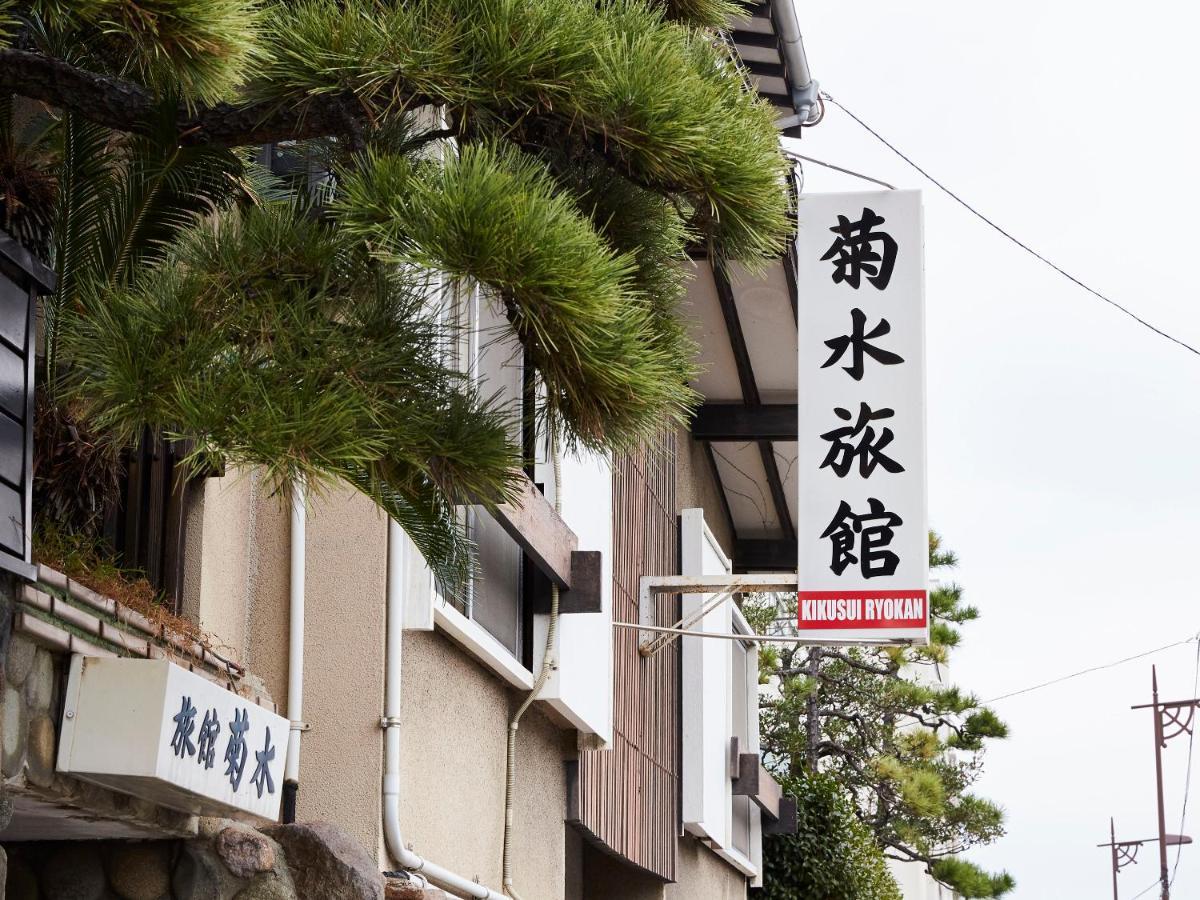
0;0;824;895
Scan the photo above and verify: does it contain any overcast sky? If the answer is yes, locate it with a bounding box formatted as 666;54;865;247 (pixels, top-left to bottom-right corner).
786;2;1200;896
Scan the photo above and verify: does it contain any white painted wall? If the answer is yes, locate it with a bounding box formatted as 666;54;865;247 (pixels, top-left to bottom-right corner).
533;446;614;744
887;859;961;900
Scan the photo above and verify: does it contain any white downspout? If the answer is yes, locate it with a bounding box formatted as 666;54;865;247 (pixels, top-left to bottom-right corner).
283;479;306;822
501;440;562;899
769;0;821;128
383;518;504;900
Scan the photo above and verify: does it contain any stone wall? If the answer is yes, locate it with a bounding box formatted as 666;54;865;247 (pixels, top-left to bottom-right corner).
3;819;447;900
0;630;196;843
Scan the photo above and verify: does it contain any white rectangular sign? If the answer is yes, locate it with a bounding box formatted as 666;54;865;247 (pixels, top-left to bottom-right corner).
58;657;288;820
795;190;928;644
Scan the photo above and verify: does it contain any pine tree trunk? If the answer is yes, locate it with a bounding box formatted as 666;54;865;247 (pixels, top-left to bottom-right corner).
805;647;822;771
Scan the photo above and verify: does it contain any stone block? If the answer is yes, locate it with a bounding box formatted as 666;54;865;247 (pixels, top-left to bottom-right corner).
2;679;26;777
25;714;55;787
0;790;14;831
6;634;35;686
173;839;247;900
25;648;54;713
262;822;384;900
217;825;278;879
108;841;173;900
234;873;298;900
37;565;69;593
41;843;107;900
385;879;451;900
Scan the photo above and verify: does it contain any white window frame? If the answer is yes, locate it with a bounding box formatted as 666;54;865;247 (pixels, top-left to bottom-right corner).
716;604;763;884
401;276;612;737
679;507;763;881
432;601;536;691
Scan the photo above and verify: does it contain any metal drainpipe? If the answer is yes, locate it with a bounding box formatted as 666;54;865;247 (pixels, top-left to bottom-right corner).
282;479;306;823
769;0;821;129
501;439;563;899
382;518;505;900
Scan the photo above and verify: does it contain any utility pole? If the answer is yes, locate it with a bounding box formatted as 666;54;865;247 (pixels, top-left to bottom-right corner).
1096;819;1191;900
1110;818;1121;900
1111;818;1121;900
1131;666;1200;900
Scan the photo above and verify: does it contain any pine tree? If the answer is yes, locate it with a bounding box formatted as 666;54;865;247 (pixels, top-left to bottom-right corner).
744;533;1016;899
0;0;793;585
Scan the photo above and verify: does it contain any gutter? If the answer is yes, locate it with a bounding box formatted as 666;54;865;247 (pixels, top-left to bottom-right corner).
283;480;306;823
382;519;505;900
768;0;821;129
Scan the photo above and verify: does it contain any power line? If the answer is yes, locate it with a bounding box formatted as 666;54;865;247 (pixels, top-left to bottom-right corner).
820;91;1200;360
1170;637;1200;887
985;635;1200;703
1131;878;1162;899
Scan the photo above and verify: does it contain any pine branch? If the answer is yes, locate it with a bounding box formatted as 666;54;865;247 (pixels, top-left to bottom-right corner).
821;649;896;677
817;707;870;728
0;49;429;147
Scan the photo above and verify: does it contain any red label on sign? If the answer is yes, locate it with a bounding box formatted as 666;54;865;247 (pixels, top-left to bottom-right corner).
797;590;928;630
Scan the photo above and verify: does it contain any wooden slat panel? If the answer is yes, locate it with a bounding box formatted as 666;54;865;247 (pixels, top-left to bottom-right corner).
107;431;192;612
577;431;679;880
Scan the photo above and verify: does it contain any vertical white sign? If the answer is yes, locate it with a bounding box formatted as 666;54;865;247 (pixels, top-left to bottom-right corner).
795;190;928;644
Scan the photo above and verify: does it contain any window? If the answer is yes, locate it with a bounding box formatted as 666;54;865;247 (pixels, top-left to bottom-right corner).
731;634;753;856
441;284;530;663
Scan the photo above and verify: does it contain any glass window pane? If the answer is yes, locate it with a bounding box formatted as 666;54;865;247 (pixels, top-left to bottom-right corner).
471;507;523;656
731;639;752;855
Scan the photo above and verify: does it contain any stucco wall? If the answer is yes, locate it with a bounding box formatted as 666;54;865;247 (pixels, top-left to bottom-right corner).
188;475;390;859
181;457;742;900
180;468;254;659
576;832;747;900
398;628;569;900
181;467;292;683
674;426;735;557
578;840;663;900
666;836;747;900
186;470;571;895
292;486;388;857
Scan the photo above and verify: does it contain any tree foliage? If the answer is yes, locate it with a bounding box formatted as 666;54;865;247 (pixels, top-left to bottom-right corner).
930;858;1016;900
64;201;518;583
746;533;1015;898
761;770;901;900
0;0;793;584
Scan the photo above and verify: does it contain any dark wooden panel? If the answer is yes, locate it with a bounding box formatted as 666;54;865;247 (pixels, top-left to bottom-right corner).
0;233;44;581
491;472;578;589
750;762;784;820
107;431;191;613
762;796;798;835
563;551;602;614
734;538;797;571
529;550;602;616
731;754;761;796
691;404;798;441
576;431;679;880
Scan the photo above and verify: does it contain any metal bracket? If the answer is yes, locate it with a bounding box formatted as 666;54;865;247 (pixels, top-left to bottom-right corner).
637;574;798;651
